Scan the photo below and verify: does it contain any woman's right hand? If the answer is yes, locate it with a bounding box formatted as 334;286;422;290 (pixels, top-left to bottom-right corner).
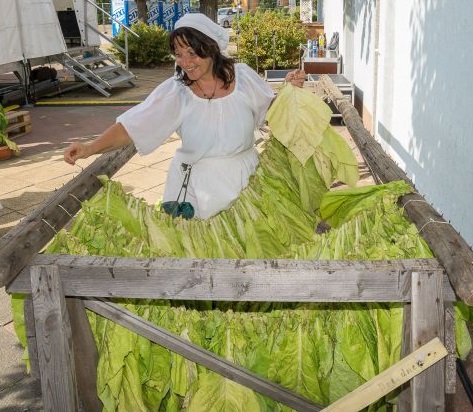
64;142;92;165
63;123;133;166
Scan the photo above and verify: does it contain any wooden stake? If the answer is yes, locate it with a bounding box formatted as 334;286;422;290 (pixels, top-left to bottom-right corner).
322;337;447;412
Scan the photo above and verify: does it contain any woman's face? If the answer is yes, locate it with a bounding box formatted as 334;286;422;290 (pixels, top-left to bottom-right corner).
174;37;213;81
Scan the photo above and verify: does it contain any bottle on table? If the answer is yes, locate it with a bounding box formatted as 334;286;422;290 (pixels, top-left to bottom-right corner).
312;38;318;58
318;33;325;57
319;33;325;50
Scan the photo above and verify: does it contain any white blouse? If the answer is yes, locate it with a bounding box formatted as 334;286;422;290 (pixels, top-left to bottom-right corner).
117;63;275;219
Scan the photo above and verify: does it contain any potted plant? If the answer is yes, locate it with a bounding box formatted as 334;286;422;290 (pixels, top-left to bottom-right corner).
0;103;20;160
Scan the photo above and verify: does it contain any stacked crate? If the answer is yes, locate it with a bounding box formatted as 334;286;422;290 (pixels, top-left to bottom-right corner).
5;110;31;140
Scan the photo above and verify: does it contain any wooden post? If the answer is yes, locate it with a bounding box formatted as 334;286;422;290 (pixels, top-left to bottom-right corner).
66;298;102;411
444;303;457;395
31;265;79;411
24;295;40;379
410;270;445;410
398;302;412;411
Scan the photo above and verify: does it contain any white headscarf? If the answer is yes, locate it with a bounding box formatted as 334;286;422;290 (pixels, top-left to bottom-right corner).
174;13;229;51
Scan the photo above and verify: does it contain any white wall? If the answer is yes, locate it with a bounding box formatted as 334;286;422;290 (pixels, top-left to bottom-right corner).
324;0;473;247
322;0;343;56
52;0;74;11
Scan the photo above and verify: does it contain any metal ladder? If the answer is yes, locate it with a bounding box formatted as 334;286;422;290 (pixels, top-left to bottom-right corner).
59;47;135;97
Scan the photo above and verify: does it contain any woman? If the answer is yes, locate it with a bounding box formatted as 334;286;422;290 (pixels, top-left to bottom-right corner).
64;13;305;219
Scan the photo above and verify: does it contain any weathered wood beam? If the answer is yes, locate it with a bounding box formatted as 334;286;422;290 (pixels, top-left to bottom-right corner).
0;145;136;288
84;298;323;412
8;254;455;302
66;298;102;411
444;303;457;394
318;74;473;305
410;270;445;410
31;265;79;411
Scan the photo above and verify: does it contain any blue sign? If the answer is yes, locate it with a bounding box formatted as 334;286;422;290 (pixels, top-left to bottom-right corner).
111;0;191;35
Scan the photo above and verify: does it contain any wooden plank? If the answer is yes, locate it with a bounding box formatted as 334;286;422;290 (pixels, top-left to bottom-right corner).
410;270;445;410
84;298;323;412
5;110;31;139
0;144;136;288
23;295;40;379
5;110;30;127
398;303;412;411
5;123;32;140
31;265;79;411
318;74;473;306
322;337;448;412
8;254;455;302
66;298;102;411
444;302;457;394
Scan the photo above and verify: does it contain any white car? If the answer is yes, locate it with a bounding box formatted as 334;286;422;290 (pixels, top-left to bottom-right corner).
217;7;244;28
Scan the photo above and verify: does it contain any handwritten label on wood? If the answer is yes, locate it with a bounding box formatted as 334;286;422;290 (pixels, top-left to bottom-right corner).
323;337;447;411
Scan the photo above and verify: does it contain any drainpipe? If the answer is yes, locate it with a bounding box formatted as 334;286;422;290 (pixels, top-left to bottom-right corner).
372;0;381;136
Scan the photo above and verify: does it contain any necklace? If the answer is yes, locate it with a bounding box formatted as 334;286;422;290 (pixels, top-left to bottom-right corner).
195;79;218;100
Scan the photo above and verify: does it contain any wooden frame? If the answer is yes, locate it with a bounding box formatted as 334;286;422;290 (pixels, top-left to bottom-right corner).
2;75;473;411
7;256;454;411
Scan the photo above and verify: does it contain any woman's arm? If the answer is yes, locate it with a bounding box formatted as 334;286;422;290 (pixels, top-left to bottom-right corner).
64;122;133;165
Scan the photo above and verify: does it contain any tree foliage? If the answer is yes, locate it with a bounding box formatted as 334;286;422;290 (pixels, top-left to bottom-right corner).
109;22;172;67
235;10;307;73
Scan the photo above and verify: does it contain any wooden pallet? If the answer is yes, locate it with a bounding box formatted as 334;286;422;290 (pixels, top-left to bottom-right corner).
5;110;32;140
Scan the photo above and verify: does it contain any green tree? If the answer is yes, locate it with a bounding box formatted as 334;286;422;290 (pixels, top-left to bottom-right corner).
258;0;278;11
109;22;172;67
237;10;306;73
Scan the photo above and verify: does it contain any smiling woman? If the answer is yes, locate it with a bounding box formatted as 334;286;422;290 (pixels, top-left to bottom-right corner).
63;13;305;219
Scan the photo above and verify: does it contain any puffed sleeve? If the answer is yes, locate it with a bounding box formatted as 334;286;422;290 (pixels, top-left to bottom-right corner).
236;63;275;129
116;77;187;155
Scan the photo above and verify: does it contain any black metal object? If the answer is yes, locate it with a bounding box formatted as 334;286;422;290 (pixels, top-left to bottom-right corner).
57;10;81;46
457;358;473;407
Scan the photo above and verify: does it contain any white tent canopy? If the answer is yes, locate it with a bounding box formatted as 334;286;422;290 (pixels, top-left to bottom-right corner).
0;0;67;66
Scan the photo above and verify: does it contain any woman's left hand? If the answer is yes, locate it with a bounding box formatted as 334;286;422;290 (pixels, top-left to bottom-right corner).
286;69;306;88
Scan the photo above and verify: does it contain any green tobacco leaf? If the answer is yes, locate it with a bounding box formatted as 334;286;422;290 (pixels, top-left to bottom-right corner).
317;125;359;188
320;180;413;228
187;372;262;412
266;84;332;164
455;302;473;360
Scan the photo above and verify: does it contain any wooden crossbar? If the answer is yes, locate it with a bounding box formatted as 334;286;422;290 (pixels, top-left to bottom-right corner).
21;262;452;411
8;254;454;302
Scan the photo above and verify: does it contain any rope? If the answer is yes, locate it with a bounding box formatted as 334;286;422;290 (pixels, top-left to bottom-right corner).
41;218;57;234
402;199;429;207
418;218;450;233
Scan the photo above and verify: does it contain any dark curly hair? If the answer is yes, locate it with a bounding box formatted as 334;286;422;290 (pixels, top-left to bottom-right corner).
169;27;235;89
